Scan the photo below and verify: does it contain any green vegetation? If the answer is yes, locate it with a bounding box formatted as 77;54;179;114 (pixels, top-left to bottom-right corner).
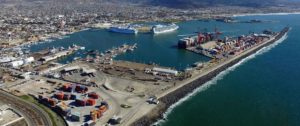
19;95;66;126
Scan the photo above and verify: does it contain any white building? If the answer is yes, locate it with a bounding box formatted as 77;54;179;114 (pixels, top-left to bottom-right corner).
82;67;96;74
63;66;81;72
10;60;24;68
40;51;69;63
24;57;34;64
40;56;56;63
20;72;31;80
0;57;16;63
153;67;178;76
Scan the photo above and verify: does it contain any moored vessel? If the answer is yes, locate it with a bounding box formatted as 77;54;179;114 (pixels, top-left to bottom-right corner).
109;26;138;34
151;23;179;34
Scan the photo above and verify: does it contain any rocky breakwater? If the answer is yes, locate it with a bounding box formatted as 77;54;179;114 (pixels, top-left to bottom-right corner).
131;27;290;126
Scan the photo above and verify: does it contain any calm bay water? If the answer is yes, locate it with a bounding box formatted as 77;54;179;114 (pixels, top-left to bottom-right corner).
29;14;300;126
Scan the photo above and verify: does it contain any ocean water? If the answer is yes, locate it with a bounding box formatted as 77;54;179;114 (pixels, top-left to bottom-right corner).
29;14;288;70
28;14;300;126
159;14;300;126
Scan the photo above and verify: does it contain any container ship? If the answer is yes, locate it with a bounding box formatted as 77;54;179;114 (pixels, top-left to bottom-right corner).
109;26;138;34
151;23;179;34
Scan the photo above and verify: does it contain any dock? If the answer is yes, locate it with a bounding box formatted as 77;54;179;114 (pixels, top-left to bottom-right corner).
39;44;83;64
186;47;215;58
85;43;138;64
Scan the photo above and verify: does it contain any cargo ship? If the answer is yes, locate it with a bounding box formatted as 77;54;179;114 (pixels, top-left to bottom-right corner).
109;26;138;34
151;23;179;34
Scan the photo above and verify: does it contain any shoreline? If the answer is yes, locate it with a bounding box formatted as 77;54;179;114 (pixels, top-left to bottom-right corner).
131;28;289;126
231;12;300;17
13;28;91;49
12;11;299;49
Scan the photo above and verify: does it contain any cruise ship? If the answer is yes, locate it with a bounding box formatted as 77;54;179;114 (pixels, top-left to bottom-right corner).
151;23;179;34
109;26;138;34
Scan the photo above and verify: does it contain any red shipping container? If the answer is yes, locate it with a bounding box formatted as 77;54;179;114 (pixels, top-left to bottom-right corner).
63;83;70;91
55;92;64;100
76;99;87;106
88;92;99;99
87;99;96;106
48;99;56;107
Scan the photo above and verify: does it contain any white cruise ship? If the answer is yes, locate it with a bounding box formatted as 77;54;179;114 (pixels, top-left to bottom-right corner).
109;26;138;34
151;23;179;34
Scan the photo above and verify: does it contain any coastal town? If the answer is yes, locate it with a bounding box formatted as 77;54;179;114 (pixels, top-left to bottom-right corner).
0;0;295;126
0;0;299;47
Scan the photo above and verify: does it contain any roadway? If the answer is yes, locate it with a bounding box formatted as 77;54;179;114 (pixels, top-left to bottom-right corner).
0;90;53;126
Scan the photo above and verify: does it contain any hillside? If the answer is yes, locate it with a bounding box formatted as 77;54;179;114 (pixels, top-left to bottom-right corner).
147;0;287;8
0;0;298;9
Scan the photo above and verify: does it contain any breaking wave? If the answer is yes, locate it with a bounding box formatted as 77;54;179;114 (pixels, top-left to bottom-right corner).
154;34;288;126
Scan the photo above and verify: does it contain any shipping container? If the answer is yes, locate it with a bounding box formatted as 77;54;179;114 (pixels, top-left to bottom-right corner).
75;99;87;106
87;99;96;106
55;92;64;100
70;94;78;100
101;101;109;108
75;85;88;93
70;111;81;121
48;98;59;107
63;83;71;91
84;120;96;126
99;105;107;113
88;92;99;99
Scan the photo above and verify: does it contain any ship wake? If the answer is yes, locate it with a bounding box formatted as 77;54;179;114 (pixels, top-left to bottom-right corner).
153;33;288;126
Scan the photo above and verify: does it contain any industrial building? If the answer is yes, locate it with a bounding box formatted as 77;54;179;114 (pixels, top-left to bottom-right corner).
39;50;69;63
152;67;178;76
24;57;35;64
10;60;24;68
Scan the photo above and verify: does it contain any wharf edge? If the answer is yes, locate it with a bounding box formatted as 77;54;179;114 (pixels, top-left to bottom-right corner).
131;27;290;126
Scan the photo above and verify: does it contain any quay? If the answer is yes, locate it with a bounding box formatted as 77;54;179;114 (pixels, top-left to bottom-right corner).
0;19;290;126
131;27;290;126
178;29;281;60
84;43;138;64
38;44;84;64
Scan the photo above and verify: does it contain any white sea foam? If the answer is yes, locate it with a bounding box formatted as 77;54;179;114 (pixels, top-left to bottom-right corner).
153;34;288;126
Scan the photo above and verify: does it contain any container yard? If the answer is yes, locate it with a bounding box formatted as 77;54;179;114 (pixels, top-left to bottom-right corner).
0;12;289;126
16;78;113;126
178;29;276;60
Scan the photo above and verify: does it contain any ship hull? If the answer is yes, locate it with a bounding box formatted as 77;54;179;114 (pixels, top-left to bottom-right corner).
109;27;138;34
152;24;179;34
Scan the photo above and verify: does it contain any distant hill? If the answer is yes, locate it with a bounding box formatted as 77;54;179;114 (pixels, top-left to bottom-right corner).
119;0;298;8
146;0;287;8
0;0;298;8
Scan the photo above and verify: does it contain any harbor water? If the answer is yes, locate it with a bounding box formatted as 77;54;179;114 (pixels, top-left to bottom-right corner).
28;14;300;126
159;14;300;126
